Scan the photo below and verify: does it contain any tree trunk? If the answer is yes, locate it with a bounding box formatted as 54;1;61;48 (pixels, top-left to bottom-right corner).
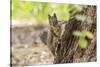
48;5;96;64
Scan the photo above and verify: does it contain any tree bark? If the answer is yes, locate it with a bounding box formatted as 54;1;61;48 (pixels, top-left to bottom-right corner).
48;5;96;64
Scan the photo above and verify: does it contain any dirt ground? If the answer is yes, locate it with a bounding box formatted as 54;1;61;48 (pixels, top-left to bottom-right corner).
11;21;54;67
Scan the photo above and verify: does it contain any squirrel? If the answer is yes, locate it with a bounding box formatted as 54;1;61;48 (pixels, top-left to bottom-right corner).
47;13;66;56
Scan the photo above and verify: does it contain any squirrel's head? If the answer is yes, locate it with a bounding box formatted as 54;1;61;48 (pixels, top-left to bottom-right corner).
48;13;58;26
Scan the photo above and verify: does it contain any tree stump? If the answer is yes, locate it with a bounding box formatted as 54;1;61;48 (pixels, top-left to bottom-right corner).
47;5;96;64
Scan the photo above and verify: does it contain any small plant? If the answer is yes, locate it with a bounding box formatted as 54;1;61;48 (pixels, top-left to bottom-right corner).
73;30;94;48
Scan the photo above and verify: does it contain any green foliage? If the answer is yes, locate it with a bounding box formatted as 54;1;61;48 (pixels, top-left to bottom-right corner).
73;31;84;37
79;38;88;48
84;31;94;39
75;15;87;22
11;0;84;21
73;31;93;38
73;30;94;48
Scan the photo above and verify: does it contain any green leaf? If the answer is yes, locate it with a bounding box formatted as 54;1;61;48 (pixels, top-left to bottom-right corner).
75;15;87;22
79;38;88;48
73;31;82;37
85;31;94;39
81;30;88;37
82;31;94;39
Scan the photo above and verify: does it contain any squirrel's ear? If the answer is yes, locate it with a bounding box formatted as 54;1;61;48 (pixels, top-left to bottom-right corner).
48;14;51;19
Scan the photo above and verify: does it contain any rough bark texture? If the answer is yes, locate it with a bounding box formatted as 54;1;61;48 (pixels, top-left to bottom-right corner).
48;5;96;64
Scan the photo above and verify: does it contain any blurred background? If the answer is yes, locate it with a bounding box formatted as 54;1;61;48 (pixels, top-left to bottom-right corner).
11;0;84;26
11;0;85;66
